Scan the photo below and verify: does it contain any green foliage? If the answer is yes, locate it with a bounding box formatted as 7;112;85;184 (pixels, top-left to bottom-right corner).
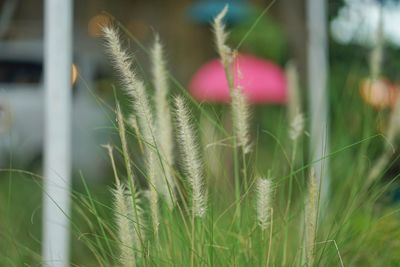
230;13;288;64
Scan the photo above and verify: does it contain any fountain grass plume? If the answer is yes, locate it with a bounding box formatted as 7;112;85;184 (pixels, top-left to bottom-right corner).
128;115;144;153
232;87;251;154
116;104;135;187
125;189;146;251
304;168;318;266
103;26;154;148
174;96;206;218
147;152;160;238
103;144;146;266
212;5;234;92
151;34;176;208
213;4;232;67
289;113;305;142
256;177;273;230
113;183;137;267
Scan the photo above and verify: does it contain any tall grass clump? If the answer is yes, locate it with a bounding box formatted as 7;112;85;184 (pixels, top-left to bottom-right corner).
101;15;277;264
3;4;400;266
213;5;252;220
101;143;145;267
103;26;160;238
55;6;400;267
213;5;252;154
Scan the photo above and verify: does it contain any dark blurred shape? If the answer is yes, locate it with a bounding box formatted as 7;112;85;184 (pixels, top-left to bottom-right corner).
0;0;19;38
188;0;252;24
377;0;400;4
273;0;307;81
0;60;42;84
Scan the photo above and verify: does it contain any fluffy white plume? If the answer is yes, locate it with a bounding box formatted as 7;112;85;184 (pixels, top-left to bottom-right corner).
116;104;135;186
175;96;207;217
232;87;252;154
304;168;318;266
151;35;176;208
212;5;233;66
113;183;137;267
289;113;305;141
256;178;273;230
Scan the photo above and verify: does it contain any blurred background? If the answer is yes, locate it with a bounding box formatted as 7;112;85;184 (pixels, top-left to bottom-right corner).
2;0;400;264
1;0;399;177
0;0;292;179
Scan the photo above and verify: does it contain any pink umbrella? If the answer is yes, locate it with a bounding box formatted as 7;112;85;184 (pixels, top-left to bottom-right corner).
189;54;287;104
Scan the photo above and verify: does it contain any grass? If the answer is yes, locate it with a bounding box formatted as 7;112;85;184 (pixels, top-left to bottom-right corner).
2;6;400;267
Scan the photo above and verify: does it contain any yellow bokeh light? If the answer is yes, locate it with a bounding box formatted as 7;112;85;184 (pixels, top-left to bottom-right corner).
72;64;78;85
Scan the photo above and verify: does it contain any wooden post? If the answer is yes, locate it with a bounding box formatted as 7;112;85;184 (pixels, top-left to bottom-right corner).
42;0;73;266
307;0;330;207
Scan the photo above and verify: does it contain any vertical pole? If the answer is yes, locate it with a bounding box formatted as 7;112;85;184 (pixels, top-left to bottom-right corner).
42;0;73;266
307;0;330;207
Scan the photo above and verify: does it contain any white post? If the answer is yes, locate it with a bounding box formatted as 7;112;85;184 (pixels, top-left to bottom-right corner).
42;0;73;266
307;0;330;207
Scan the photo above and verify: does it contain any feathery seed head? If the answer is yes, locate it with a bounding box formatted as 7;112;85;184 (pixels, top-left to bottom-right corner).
213;5;233;66
116;104;136;187
304;168;318;266
146;152;160;236
256;177;273;230
151;35;168;101
232;87;252;153
102;26;138;88
112;183;137;267
102;26;154;144
128;115;145;153
151;34;176;208
174;96;207;217
289;113;305;141
124;187;147;258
